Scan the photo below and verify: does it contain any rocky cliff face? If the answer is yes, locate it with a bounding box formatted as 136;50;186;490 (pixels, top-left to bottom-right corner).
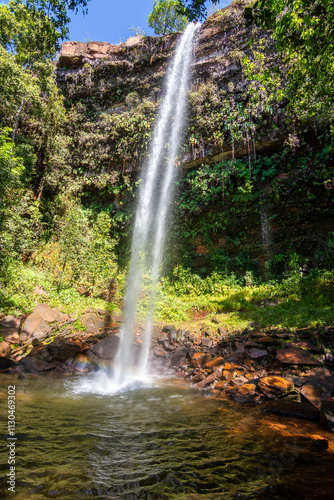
54;0;334;276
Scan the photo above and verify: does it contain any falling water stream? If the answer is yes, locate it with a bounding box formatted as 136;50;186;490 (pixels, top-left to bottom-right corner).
113;23;199;388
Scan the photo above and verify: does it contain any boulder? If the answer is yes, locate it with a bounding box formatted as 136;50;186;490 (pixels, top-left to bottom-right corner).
276;347;322;365
88;335;120;360
306;367;334;392
0;342;12;357
301;383;332;408
33;304;58;322
236;382;257;400
258;376;294;398
48;339;81;362
205;356;224;369
19;357;54;372
1;328;20;343
162;325;176;333
320;400;334;432
198;372;217;388
80;313;104;334
0;357;17;369
191;352;210;369
20;313;51;342
248;348;268;359
171;347;188;366
201;338;213;347
234;342;245;354
0;315;20;329
261;400;319;421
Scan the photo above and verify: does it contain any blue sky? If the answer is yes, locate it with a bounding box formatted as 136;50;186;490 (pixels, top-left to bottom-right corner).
2;0;231;45
66;1;231;44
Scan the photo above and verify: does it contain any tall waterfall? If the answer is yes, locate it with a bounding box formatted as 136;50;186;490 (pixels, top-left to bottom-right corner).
113;23;199;387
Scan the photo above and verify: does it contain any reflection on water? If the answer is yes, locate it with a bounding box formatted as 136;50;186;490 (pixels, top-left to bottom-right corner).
0;374;334;499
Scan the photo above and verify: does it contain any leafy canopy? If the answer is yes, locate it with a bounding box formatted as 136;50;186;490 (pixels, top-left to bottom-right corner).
244;0;334;121
176;0;220;21
148;0;188;36
0;0;90;61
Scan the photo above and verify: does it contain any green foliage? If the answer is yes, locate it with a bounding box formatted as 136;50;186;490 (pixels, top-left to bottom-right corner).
1;0;90;59
0;128;24;203
38;197;118;296
245;0;334;123
148;0;188;36
154;266;334;330
176;0;220;21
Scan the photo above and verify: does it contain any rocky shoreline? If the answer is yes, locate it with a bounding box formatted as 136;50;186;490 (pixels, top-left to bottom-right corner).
1;304;334;435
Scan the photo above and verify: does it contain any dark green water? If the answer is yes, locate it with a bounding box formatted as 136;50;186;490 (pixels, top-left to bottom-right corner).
1;373;334;499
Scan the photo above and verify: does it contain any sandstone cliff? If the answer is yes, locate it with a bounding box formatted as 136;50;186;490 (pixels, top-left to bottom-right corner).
54;0;334;276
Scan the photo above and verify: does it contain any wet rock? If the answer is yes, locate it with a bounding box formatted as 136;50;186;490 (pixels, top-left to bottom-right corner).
301;383;332;408
234;342;245;354
0;357;17;369
162;325;175;333
306;367;334;392
158;335;169;343
276;347;322;365
205;356;224;369
235;383;257;402
171;347;188;366
80;313;104;334
320;400;334;432
198;372;217;388
191;352;210;368
48;339;82;362
217;326;226;335
20;313;51;342
19;356;54;372
88;335;120;360
169;330;178;341
258;376;294;398
256;336;275;346
261;401;319;421
285;341;324;354
192;373;205;382
154;349;166;358
248;348;268;359
201;338;213;347
0;341;11;357
231;375;249;388
33;304;58;323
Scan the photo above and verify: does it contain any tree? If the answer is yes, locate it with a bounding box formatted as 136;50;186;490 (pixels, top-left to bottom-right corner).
0;0;90;61
148;0;188;36
176;0;220;21
244;0;334;122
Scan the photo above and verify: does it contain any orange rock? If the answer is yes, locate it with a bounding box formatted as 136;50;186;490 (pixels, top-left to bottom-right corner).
258;376;294;398
198;372;217;388
237;383;257;398
191;352;210;368
205;356;224;369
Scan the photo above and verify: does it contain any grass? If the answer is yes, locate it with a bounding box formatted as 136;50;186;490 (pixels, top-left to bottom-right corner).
0;264;116;317
1;263;333;336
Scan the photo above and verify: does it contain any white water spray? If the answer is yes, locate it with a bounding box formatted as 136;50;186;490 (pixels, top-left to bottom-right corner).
113;23;199;388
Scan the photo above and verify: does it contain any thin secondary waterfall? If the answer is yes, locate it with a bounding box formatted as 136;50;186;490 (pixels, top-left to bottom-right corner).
113;23;199;387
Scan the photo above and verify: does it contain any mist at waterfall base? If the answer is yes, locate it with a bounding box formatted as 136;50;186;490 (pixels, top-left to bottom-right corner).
75;23;199;394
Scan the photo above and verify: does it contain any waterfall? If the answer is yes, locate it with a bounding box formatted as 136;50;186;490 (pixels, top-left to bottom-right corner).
261;207;272;264
113;23;199;387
